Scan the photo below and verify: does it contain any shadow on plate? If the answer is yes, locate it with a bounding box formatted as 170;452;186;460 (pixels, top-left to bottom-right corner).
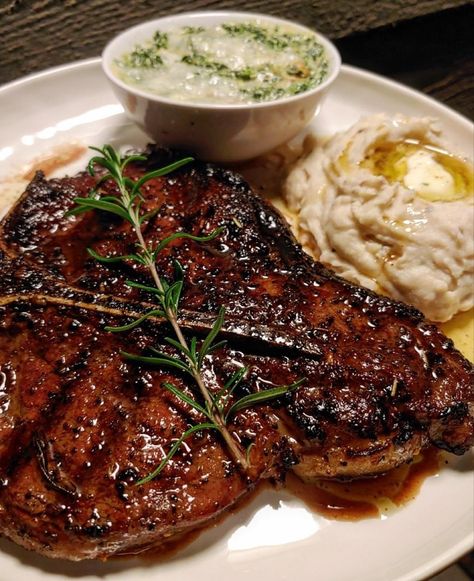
443;449;474;473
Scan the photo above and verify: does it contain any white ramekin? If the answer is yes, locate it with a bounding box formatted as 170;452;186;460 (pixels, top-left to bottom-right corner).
102;11;341;162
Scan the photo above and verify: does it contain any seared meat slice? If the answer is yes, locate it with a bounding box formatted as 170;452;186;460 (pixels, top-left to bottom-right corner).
0;253;292;560
0;148;472;560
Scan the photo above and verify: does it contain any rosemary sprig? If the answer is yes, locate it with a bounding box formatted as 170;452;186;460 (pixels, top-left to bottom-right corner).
66;145;303;483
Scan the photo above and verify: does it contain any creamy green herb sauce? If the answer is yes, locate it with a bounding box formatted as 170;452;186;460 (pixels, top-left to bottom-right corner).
114;22;329;104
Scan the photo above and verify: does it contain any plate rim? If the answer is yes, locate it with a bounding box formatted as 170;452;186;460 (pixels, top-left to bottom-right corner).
1;57;473;134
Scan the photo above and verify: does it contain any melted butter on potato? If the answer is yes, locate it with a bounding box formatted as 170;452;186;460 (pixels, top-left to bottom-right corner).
361;138;473;202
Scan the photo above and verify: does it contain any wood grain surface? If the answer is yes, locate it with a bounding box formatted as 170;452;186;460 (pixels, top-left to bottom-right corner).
336;4;474;120
0;1;472;120
0;0;468;84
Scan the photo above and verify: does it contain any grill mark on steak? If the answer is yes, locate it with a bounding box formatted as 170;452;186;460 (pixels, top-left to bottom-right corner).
0;268;291;558
0;147;472;560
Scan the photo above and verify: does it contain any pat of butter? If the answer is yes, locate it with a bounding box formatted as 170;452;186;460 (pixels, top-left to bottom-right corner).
404;150;455;200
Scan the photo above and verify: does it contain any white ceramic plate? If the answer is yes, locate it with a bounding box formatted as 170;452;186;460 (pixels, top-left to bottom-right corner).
0;58;473;581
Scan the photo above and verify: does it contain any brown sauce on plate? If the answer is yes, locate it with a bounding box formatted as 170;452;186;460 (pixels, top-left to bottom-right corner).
21;143;86;180
116;450;440;561
286;447;440;520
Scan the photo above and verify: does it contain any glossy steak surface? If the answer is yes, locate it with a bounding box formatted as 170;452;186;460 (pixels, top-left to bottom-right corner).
0;148;472;560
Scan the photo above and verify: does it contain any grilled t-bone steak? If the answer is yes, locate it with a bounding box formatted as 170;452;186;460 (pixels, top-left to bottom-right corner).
0;147;472;560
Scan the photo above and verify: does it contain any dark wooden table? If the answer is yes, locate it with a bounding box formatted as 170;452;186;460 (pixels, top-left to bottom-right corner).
335;4;473;122
0;1;473;578
0;1;473;121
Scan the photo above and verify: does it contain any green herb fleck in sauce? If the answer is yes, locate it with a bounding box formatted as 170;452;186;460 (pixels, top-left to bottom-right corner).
114;21;329;104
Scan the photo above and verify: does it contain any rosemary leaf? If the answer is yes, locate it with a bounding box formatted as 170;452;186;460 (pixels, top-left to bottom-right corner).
164;279;183;313
131;157;194;196
104;309;166;332
135;422;217;485
94;195;127;204
71;198;132;222
205;339;227;355
88;155;119;179
138;207;160;225
152;227;224;257
124;280;164;295
164;336;192;359
198;306;226;368
215;366;248;408
65;205;95;218
173;259;184;280
121;351;192;375
121;154;147;169
103;144;122;167
224;366;249;390
162;382;210;418
87;248;140;264
225;377;305;421
189;337;198;362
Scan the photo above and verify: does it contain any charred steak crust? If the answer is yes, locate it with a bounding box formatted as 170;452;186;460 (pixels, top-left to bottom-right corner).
0;147;472;560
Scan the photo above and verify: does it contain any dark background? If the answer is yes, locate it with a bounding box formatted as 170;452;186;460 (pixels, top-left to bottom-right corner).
0;0;473;119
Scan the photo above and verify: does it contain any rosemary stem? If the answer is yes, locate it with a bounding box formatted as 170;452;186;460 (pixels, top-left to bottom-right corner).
74;148;301;483
133;219;249;470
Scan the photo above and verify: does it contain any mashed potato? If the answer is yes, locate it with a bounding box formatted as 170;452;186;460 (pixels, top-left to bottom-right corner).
285;114;474;322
